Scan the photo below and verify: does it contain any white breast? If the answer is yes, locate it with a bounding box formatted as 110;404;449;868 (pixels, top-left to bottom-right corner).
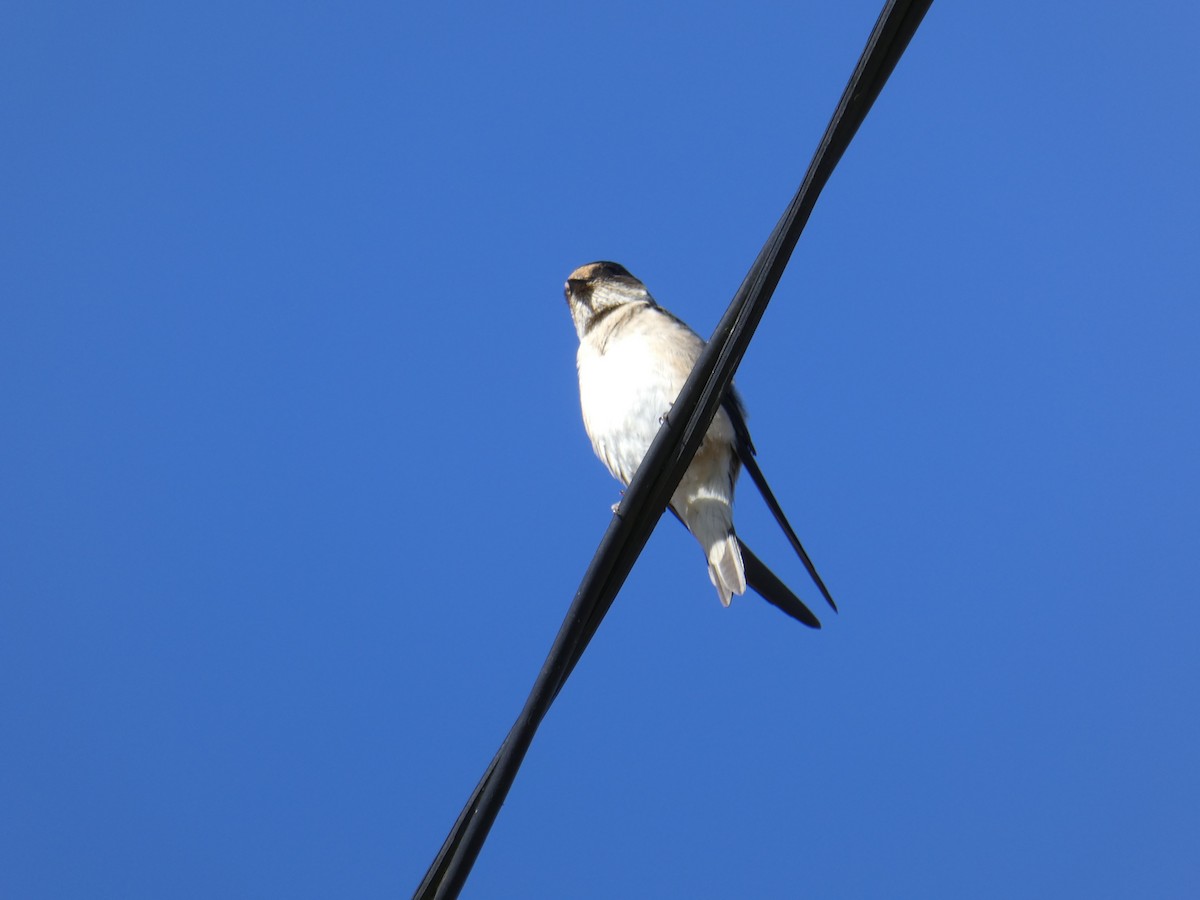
576;305;733;486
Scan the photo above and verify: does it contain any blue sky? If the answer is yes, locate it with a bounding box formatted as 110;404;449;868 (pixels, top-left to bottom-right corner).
3;2;1198;897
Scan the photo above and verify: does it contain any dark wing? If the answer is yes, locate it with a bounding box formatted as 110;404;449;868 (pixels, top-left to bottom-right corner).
722;392;838;613
739;539;822;628
667;508;821;627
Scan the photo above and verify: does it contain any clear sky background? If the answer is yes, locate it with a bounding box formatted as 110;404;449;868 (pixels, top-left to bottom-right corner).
3;2;1198;898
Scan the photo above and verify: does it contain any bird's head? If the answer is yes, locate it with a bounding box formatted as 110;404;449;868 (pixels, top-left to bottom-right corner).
564;261;650;339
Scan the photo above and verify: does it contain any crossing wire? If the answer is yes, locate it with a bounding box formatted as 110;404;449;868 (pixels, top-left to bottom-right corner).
415;1;934;896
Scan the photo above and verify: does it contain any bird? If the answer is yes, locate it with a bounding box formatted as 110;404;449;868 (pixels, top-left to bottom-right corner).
563;260;837;628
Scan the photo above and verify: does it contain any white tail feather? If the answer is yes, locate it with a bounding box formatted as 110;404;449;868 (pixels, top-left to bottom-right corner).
706;532;746;606
675;473;746;607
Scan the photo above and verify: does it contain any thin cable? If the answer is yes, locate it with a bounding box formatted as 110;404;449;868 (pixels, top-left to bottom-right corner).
415;1;933;896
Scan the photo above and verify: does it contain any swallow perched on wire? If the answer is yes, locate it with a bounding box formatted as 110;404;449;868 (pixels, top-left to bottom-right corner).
564;261;837;628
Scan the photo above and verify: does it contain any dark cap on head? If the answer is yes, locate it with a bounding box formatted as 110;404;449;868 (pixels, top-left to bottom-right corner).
566;261;640;291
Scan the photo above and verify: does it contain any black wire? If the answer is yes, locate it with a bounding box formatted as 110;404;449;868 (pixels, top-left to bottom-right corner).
415;1;933;896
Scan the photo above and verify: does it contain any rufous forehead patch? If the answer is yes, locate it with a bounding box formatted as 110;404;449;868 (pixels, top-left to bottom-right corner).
567;263;602;283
